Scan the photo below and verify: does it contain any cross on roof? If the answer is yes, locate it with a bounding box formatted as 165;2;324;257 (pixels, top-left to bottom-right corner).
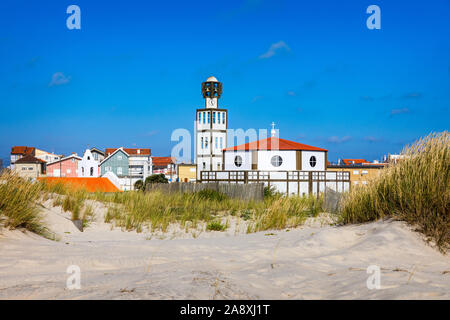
271;122;276;137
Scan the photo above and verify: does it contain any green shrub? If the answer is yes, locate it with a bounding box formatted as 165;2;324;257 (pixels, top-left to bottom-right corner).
145;174;168;185
240;209;252;221
134;180;144;191
206;220;227;231
264;185;282;199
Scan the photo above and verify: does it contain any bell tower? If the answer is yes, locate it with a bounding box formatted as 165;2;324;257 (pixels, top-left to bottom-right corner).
201;76;222;108
196;76;227;180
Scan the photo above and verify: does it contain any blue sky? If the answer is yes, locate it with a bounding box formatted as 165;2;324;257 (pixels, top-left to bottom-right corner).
0;0;449;165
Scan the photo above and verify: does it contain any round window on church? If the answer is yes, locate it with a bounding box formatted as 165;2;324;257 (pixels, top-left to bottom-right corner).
271;155;283;167
309;156;317;167
234;155;242;167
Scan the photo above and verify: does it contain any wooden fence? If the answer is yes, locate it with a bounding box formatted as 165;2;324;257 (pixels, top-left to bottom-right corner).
146;182;264;201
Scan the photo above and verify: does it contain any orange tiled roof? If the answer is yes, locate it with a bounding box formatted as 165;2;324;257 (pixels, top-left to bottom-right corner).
15;155;46;164
152;156;175;166
223;137;327;152
105;148;151;156
38;177;121;193
342;159;367;165
11;146;35;155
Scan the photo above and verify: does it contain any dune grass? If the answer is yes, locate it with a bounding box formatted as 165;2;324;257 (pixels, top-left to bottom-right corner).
101;188;323;233
339;131;449;251
0;172;51;237
206;220;228;231
2;171;323;237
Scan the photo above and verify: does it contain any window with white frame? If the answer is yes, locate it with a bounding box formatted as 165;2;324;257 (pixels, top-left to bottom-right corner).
201;137;204;149
234;155;243;167
117;167;122;175
309;156;317;167
271;155;283;167
353;170;359;175
362;170;368;175
220;137;223;149
117;155;122;160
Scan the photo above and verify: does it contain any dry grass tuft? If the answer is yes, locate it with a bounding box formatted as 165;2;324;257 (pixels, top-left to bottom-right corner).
339;131;449;252
0;172;51;237
99;189;323;233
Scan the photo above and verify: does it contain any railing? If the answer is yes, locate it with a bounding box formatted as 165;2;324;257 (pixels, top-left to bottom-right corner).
200;170;350;195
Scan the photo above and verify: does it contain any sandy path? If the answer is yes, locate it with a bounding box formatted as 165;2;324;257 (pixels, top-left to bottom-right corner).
0;203;449;299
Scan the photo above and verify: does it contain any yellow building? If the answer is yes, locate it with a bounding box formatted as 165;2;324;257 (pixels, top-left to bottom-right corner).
327;163;386;186
177;164;197;182
13;155;46;179
34;148;63;163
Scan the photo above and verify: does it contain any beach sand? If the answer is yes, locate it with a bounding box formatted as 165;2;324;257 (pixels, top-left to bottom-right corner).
0;200;449;299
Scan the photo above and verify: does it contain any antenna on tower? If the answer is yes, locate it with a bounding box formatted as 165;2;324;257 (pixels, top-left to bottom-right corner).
271;122;276;137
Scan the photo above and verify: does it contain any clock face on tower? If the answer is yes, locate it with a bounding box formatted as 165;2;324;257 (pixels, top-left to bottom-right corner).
209;99;215;106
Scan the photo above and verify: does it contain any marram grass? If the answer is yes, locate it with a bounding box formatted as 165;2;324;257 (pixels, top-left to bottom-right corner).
339;131;450;252
0;172;52;238
1;168;324;237
101;189;323;233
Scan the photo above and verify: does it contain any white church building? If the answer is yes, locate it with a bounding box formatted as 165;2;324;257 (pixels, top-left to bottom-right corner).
78;149;100;177
196;76;350;195
223;135;327;172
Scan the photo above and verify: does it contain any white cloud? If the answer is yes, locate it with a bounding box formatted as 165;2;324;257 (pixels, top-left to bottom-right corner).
327;136;352;143
251;95;264;103
259;41;290;59
49;72;71;86
390;107;410;116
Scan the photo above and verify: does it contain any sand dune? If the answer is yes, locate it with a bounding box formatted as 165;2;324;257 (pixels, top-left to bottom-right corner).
0;202;449;299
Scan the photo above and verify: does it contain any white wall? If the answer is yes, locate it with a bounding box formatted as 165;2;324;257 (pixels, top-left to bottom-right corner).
224;151;252;170
78;149;99;177
197;157;211;180
211;131;226;155
301;151;326;171
257;150;296;171
197;132;211;156
211;157;223;171
103;171;121;190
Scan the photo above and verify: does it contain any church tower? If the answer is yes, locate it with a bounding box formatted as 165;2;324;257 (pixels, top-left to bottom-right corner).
196;76;227;179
